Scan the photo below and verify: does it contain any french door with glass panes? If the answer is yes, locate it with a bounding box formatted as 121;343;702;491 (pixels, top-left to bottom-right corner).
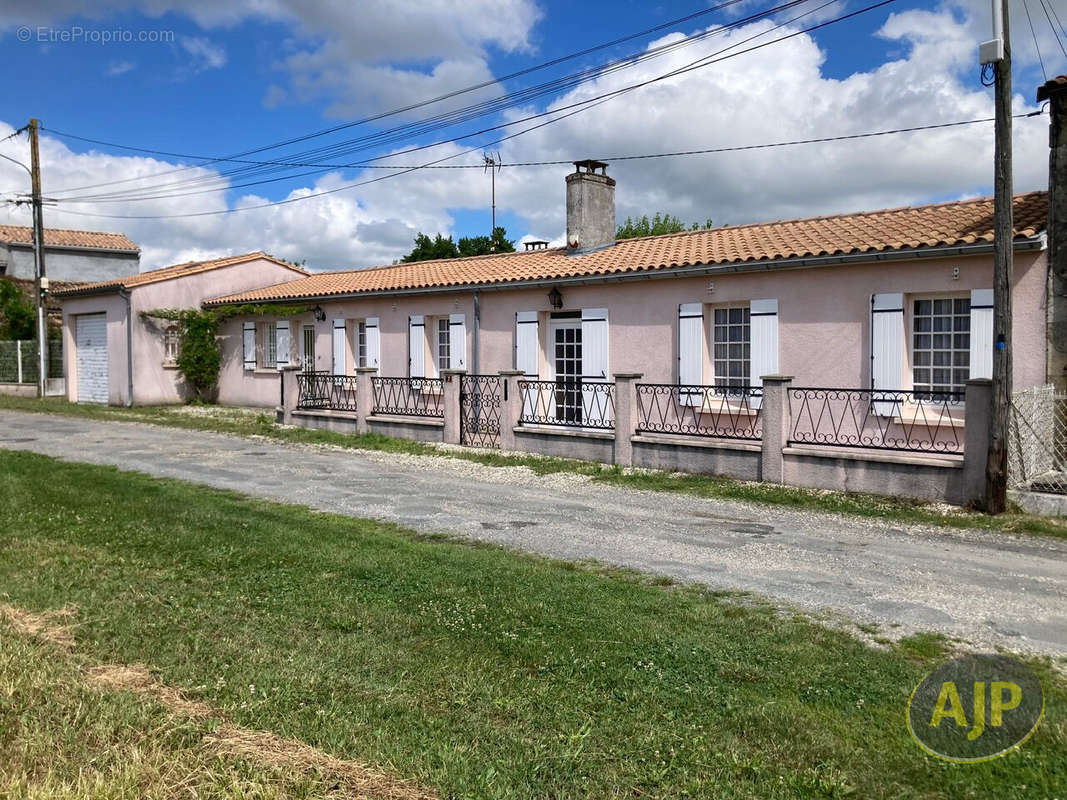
548;316;582;424
300;325;316;372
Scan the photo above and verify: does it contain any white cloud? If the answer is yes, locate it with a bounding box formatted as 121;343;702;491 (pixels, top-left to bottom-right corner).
179;36;226;72
0;0;1059;273
106;59;135;75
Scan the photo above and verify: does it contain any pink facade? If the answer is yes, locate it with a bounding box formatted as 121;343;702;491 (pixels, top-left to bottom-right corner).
217;247;1049;407
61;257;305;405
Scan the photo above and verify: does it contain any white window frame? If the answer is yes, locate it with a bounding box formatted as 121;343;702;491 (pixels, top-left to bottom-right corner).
910;294;970;399
711;304;751;389
263;321;278;369
162;325;180;365
357;321;367;368
436;317;451;373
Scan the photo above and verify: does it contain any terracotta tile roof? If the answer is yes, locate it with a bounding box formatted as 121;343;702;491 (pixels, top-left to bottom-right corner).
52;251;309;298
0;224;138;252
207;192;1048;306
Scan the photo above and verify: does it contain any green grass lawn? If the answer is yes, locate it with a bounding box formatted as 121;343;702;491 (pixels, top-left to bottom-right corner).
1;395;1065;540
0;450;1063;798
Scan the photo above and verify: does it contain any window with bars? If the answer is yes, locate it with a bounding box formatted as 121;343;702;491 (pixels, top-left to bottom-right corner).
264;322;278;368
712;306;750;387
162;325;180;365
912;297;969;397
436;318;450;372
357;321;367;368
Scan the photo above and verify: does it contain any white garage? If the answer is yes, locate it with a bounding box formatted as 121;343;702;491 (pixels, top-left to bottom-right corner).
75;313;108;404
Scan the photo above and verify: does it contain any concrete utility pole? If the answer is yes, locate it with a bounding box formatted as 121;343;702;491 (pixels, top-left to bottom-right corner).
984;0;1013;513
484;154;499;251
1039;76;1067;390
28;119;49;399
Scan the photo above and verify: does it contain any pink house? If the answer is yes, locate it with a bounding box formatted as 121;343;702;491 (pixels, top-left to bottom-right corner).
208;167;1049;407
54;252;307;405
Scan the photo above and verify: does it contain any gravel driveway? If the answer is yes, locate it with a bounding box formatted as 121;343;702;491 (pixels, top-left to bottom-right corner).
2;409;1066;656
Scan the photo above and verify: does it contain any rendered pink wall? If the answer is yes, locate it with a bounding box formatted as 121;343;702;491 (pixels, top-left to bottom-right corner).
61;258;305;405
218;249;1047;397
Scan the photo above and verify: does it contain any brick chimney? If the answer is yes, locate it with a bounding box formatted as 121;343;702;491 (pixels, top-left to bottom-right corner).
1038;76;1067;389
566;160;615;253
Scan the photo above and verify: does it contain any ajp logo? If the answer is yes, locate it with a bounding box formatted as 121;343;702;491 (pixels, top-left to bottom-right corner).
906;654;1044;763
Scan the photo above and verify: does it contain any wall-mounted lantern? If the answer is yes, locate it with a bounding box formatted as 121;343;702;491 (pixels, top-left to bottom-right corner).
548;287;563;310
312;305;326;322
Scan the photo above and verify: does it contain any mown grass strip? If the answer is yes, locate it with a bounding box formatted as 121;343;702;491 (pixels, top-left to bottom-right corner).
0;450;1063;798
1;395;1065;539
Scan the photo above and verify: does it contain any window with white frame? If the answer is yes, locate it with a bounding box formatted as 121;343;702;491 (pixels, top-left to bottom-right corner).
263;321;278;368
357;321;367;368
712;306;750;388
436;317;450;372
162;325;180;365
912;297;970;397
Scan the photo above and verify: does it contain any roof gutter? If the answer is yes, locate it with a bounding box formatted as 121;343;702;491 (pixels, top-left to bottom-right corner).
205;237;1047;307
6;242;140;256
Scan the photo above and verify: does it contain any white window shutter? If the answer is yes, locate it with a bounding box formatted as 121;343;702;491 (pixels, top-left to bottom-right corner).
969;288;993;380
871;293;904;390
332;318;346;375
449;313;466;370
515;311;538;376
275;320;290;367
749;298;779;386
365;317;380;371
408;315;425;378
242;322;256;370
581;308;612;425
678;303;704;406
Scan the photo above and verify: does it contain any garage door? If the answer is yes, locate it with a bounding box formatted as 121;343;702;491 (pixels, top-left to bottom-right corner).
76;313;108;404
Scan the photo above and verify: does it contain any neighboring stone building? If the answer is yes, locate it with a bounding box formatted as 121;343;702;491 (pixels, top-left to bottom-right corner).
0;224;139;283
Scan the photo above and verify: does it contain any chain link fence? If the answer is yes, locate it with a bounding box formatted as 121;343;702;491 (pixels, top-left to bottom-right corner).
0;339;63;384
1008;385;1067;495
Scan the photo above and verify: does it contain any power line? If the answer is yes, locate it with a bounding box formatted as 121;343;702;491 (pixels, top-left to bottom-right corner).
47;0;814;203
1037;0;1067;58
1022;0;1048;82
52;0;862;206
41;0;758;196
44;0;900;219
45;111;1043;223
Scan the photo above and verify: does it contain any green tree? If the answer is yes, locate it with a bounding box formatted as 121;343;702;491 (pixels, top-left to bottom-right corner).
0;279;36;340
401;227;516;262
616;213;714;240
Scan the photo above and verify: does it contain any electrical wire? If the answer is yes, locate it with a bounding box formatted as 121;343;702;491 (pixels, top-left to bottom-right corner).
1037;0;1067;59
53;0;857;206
47;0;814;203
1023;0;1049;82
41;0;760;196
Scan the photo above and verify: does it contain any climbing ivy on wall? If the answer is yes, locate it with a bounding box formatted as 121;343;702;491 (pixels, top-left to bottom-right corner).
141;304;308;402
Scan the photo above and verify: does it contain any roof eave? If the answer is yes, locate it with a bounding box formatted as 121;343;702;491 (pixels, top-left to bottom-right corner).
6;241;140;255
205;236;1047;307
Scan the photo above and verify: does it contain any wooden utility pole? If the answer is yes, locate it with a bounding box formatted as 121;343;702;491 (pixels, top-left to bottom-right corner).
985;0;1013;512
28;119;49;399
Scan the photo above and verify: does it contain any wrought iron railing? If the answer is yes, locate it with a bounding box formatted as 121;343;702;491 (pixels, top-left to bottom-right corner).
788;387;964;453
518;379;615;430
372;376;444;418
636;383;763;440
296;371;358;412
460;374;503;448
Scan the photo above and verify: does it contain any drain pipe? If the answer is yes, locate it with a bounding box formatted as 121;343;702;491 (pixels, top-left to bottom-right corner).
472;289;481;376
120;288;134;407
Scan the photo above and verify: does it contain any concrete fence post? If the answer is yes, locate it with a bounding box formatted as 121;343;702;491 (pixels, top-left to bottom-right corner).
498;370;524;451
962;378;994;507
440;369;466;445
355;367;377;435
278;365;302;425
16;340;23;384
612;373;642;467
759;375;793;484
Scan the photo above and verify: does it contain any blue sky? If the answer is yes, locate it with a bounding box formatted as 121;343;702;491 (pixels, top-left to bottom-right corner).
0;0;1063;269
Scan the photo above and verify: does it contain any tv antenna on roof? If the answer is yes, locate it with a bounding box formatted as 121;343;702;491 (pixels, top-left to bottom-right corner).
483;153;502;251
